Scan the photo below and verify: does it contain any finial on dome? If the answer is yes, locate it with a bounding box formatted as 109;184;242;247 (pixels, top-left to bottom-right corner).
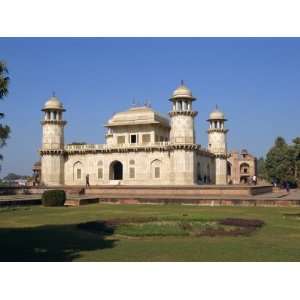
208;106;226;121
42;93;65;111
170;81;196;101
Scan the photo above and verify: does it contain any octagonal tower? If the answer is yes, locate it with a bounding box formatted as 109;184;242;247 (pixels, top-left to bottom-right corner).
207;106;229;185
40;95;66;186
169;81;198;144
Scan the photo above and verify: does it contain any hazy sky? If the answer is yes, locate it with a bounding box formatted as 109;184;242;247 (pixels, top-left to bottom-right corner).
0;38;299;176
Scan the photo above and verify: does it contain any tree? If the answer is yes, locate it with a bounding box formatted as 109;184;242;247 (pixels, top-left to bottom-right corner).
0;61;10;161
3;173;24;181
257;157;267;179
3;173;30;181
265;137;294;185
291;137;300;185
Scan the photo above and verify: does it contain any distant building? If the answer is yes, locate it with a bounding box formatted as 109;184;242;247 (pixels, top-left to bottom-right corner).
2;179;28;186
227;149;257;184
32;161;41;186
37;82;256;187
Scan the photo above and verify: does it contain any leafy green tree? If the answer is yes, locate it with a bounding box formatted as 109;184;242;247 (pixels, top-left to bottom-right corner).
3;173;25;181
265;137;294;185
257;157;267;179
291;137;300;185
0;61;10;161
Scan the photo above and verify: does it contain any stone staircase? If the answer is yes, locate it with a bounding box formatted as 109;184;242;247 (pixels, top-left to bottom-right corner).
64;188;100;206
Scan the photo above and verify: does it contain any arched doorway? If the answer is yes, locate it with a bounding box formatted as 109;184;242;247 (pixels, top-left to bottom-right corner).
110;161;123;180
240;163;250;175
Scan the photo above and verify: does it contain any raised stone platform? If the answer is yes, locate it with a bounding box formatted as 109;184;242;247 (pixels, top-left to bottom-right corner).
82;184;273;197
6;185;299;207
0;188;300;207
98;196;300;207
1;184;273;197
65;196;99;207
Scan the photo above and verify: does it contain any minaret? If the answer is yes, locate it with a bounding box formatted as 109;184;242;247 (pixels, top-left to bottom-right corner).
40;94;66;186
169;81;198;144
207;106;229;185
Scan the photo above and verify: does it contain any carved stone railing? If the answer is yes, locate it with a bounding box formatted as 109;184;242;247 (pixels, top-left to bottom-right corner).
65;144;107;151
41;142;215;157
65;141;172;151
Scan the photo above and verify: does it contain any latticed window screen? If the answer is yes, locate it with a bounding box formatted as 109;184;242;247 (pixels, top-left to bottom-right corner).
142;134;151;143
77;169;81;179
154;167;160;178
117;136;125;144
98;168;103;179
129;167;135;178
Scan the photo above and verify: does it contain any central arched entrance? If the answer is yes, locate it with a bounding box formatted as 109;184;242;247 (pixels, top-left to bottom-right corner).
110;161;123;180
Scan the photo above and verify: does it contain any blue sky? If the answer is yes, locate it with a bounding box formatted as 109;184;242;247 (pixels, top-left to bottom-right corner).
0;38;300;176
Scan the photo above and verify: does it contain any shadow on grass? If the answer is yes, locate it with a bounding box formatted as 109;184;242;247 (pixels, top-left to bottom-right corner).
0;222;117;262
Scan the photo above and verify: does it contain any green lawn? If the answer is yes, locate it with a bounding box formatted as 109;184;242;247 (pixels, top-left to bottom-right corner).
0;204;300;261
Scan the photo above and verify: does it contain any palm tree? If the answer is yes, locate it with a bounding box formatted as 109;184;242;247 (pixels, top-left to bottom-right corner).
0;61;10;160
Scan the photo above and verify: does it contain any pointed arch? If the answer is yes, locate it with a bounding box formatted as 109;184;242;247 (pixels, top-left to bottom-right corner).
109;160;123;180
151;159;162;179
240;163;250;175
73;161;83;182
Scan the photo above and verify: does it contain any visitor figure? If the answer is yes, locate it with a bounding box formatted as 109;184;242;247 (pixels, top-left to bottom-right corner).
86;174;90;188
252;175;257;185
285;181;290;193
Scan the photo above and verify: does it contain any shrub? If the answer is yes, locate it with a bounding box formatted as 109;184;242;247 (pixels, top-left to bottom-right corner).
42;190;66;207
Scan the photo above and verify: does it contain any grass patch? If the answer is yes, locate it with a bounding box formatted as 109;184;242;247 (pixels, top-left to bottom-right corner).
283;213;300;219
116;221;187;237
1;204;300;261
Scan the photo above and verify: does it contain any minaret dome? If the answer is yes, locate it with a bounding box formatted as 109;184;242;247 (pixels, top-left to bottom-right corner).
170;81;196;101
42;95;65;111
